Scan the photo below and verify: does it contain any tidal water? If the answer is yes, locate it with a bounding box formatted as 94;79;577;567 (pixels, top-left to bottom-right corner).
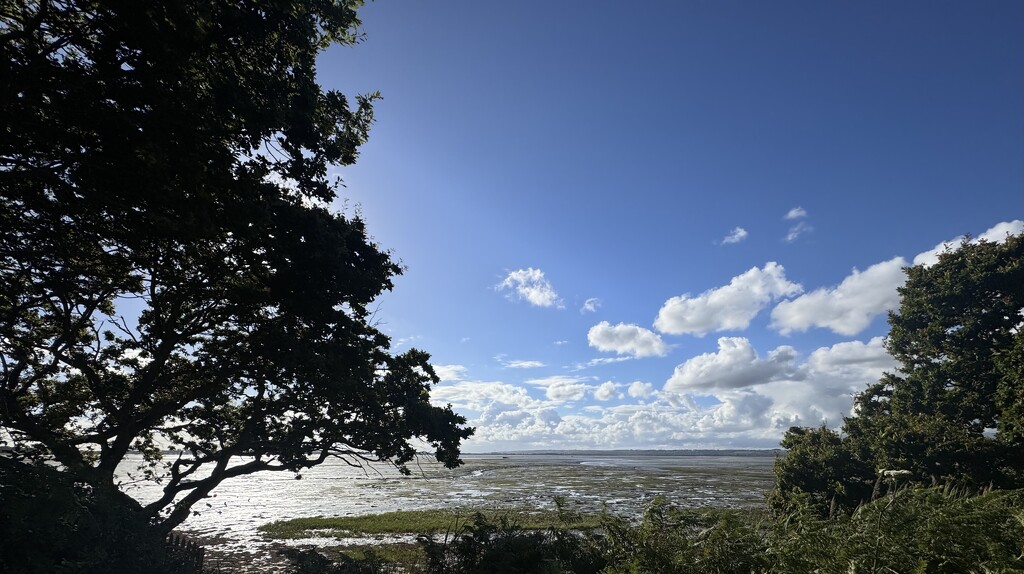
118;451;776;560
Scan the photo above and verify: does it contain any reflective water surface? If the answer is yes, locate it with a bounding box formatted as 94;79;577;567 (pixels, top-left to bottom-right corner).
119;452;776;559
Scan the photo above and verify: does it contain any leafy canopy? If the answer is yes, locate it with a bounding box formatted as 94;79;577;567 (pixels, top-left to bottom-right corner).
0;0;472;531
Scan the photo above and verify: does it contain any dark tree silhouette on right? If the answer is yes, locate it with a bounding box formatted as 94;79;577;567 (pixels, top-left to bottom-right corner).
772;233;1024;514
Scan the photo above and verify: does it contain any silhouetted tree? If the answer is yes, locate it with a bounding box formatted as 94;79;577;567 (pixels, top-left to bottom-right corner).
1;0;472;532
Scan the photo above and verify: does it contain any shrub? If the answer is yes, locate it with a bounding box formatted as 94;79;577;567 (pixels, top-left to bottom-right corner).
600;497;769;574
417;504;605;574
770;487;1024;573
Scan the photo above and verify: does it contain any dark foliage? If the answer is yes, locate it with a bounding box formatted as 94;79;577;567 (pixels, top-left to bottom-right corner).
282;547;401;574
1;0;471;534
0;456;174;574
418;507;606;574
768;425;874;515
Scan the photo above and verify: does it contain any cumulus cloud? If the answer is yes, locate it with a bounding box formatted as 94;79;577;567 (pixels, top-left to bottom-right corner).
627;381;654;399
444;338;899;451
784;207;808;220
580;298;602;314
594;381;618;401
545;380;589;402
665;337;799;392
696;391;778;433
430;380;576;447
587;321;669;358
755;336;897;429
432;364;468;382
523;375;593;402
720;226;749;245
430;381;540;412
497;268;563;308
770;257;906;336
654;263;803;336
770;220;1022;337
784;221;812;243
661;391;700;411
805;336;896;374
913;220;1024;267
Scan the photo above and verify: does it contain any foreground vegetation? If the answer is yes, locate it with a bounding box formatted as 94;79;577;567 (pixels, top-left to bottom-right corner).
278;488;1024;573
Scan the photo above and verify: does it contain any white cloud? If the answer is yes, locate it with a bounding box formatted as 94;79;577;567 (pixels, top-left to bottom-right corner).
976;220;1023;243
497;268;564;308
661;390;700;411
627;381;654;399
537;409;563;425
805;336;896;374
594;381;618;401
588;321;669;358
913;220;1024;267
696;390;777;433
755;336;897;429
545;380;589;402
393;335;421;349
432;364;468;382
506;360;545;369
523;375;594;403
784;221;812;243
665;337;799;392
429;380;575;447
571;356;634;371
495;355;545;369
721;226;749;245
770;257;906;336
524;375;593;388
654;263;803;336
784;207;808;220
770;220;1022;337
430;381;540;412
580;298;602;314
443;338;899;451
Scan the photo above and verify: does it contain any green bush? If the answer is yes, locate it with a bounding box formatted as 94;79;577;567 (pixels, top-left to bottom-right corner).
417;503;605;574
770;487;1024;573
599;497;768;574
282;547;404;574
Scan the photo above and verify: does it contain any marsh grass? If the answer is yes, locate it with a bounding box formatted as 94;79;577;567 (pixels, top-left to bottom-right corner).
259;507;603;539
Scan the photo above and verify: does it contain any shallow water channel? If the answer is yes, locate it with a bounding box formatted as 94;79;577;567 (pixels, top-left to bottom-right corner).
119;452;776;564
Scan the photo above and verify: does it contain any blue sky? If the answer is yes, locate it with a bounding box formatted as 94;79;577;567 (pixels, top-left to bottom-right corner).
316;1;1023;450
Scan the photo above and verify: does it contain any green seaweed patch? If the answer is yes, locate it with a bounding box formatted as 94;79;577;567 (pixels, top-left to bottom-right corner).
259;508;602;539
